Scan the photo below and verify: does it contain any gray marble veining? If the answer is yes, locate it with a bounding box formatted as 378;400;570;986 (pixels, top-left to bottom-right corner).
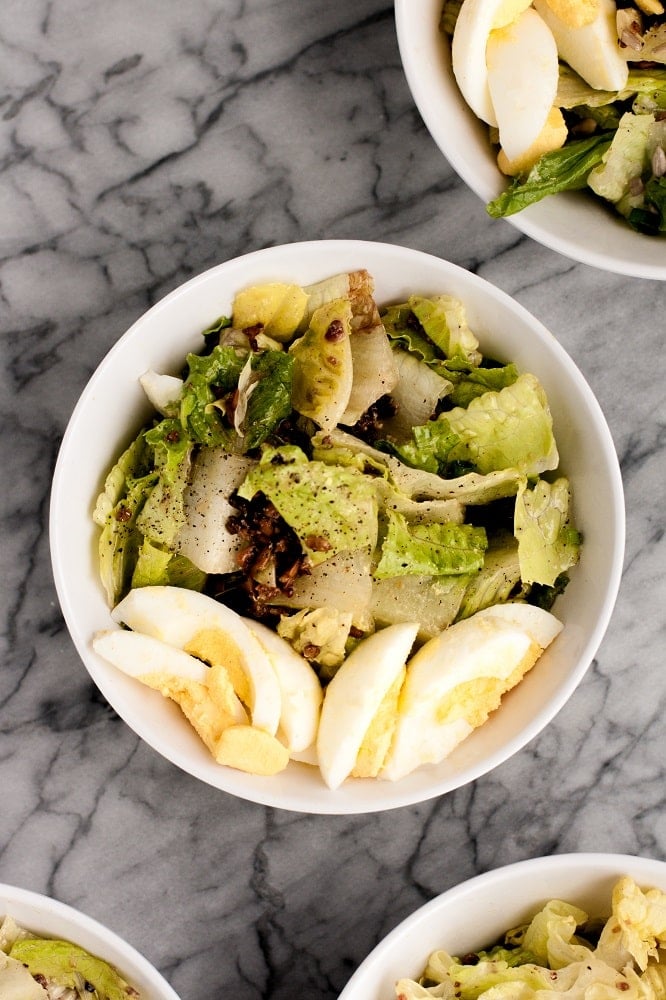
1;1;665;998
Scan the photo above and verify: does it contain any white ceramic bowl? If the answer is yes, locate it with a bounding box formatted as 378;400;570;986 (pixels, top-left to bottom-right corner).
394;0;666;280
50;240;624;814
0;883;180;999
338;853;666;999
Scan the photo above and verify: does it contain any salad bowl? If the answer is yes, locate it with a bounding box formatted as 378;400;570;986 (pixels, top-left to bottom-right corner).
0;882;180;998
394;0;666;280
337;852;666;999
50;240;624;814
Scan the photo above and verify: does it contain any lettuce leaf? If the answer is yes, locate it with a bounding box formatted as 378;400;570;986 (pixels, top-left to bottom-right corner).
180;344;246;447
514;477;580;587
236;445;378;565
487;133;613;218
456;533;521;620
374;508;487;579
135;418;192;548
444;373;559;476
390;419;461;474
241;349;294;449
9;938;138;1000
409;295;481;364
94;430;158;606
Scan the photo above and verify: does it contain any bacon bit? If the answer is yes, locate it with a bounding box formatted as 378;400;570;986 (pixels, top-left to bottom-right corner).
324;319;345;341
305;534;332;552
349;625;365;639
243;323;264;350
115;505;132;522
302;643;321;659
617;982;630;991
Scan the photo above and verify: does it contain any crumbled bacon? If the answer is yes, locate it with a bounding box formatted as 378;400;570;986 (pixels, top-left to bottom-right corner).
214;491;311;619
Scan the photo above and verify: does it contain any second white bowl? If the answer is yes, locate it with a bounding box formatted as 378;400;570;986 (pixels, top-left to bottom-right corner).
394;0;666;280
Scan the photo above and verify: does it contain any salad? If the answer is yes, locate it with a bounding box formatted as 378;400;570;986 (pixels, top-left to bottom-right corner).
395;875;666;1000
0;913;140;999
92;268;581;783
443;0;666;234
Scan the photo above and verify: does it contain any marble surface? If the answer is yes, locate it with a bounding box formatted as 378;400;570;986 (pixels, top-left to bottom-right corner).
1;1;665;998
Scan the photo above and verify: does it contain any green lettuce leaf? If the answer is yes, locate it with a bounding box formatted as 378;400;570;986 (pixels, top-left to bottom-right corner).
444;373;559;476
409;294;481;364
135;418;192;548
9;938;138;1000
130;538;206;592
381;303;440;362
242;349;294;449
390;419;461;474
444;361;519;408
587;112;654;203
456;533;521;620
236;445;378;565
629;176;666;235
179;344;246;447
487;133;613;218
514;477;581;587
94;430;157;606
374;508;487;579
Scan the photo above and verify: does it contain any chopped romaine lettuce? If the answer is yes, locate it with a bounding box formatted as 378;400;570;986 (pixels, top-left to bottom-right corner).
374;508;487;579
289;297;353;432
443;373;559;476
588;111;654;203
487;133;613;218
515;477;581;587
409;295;481;364
236;444;378;565
9;937;139;1000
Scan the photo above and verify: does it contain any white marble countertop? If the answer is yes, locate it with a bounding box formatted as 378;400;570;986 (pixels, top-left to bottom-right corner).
1;1;665;998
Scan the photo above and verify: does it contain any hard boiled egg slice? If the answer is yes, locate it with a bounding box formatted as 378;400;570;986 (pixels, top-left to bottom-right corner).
380;604;562;782
92;628;248;753
93;627;210;684
111;586;281;735
451;0;534;126
214;724;290;776
316;622;419;790
486;7;560;164
245;619;323;754
533;0;628;91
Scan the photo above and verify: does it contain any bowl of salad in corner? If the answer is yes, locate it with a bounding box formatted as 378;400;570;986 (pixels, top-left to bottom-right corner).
394;0;666;279
50;240;624;815
337;852;666;1000
0;882;180;999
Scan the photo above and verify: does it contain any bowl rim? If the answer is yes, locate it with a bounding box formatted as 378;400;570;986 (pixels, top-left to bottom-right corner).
49;239;625;814
338;852;666;998
393;0;666;280
0;882;180;999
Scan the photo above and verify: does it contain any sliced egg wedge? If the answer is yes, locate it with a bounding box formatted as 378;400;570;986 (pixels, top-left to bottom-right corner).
451;0;534;126
486;7;560;164
111;586;282;735
380;604;562;782
533;0;628;91
92;629;248;754
245;619;323;754
317;621;419;790
497;106;568;175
